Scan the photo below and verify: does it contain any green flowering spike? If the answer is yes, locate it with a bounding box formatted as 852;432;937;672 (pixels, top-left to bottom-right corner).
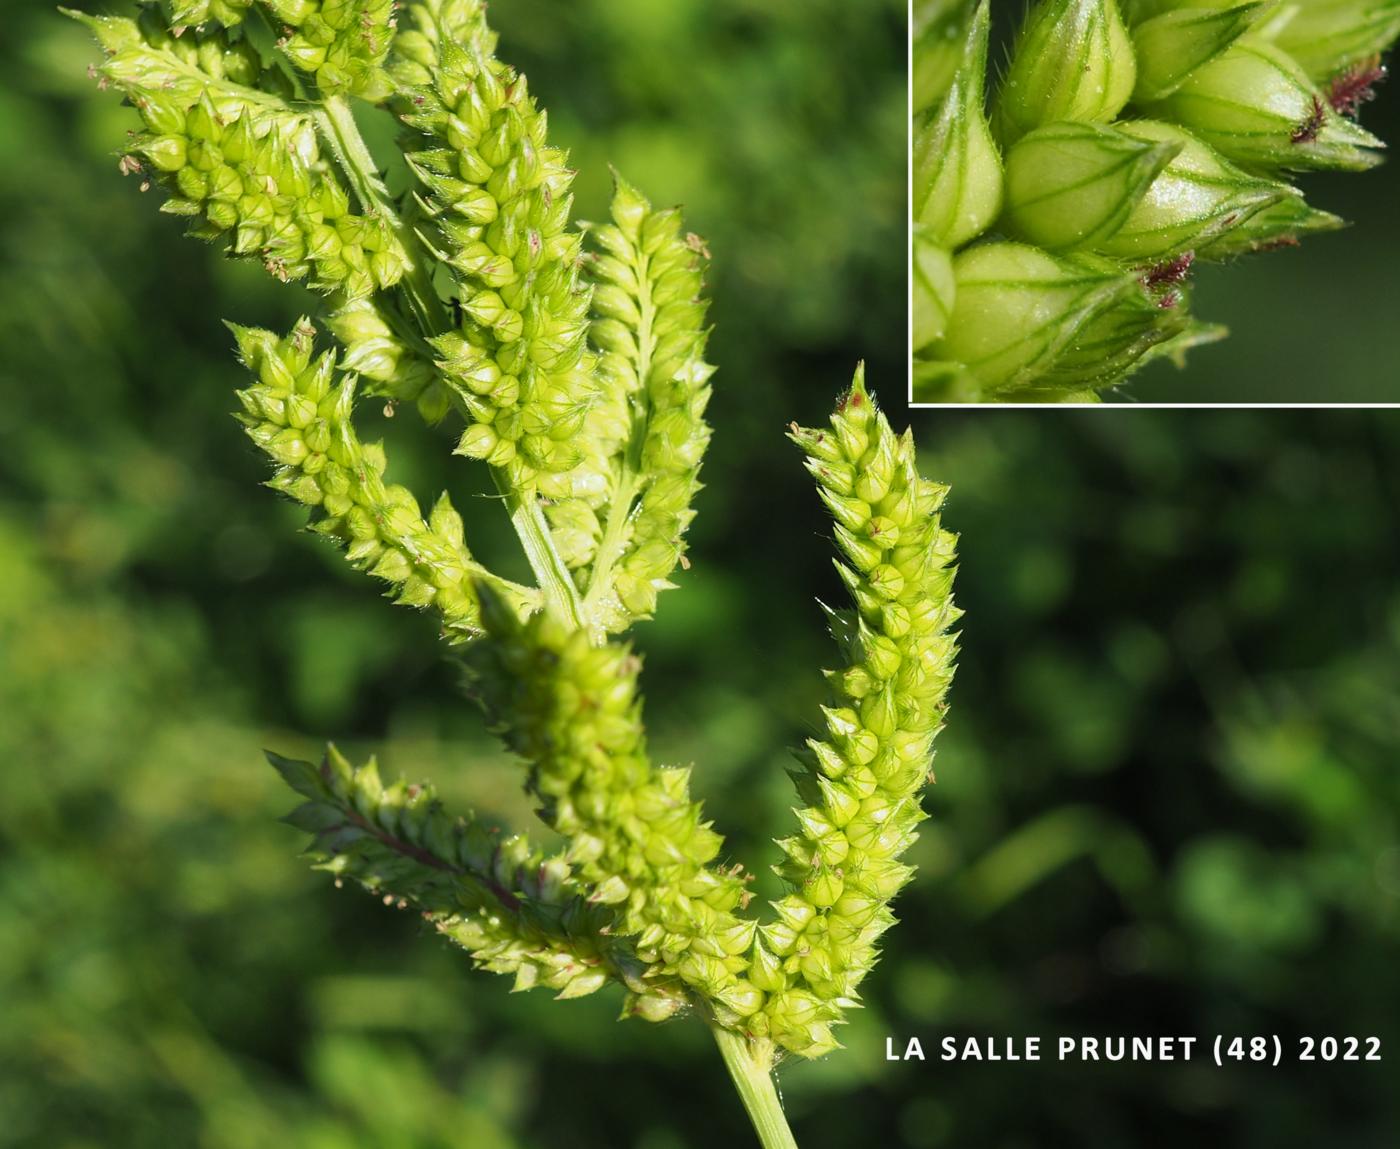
561;176;716;632
1272;0;1400;80
912;230;956;351
399;25;598;490
232;320;537;634
1001;121;1181;252
272;745;644;1001
913;0;977;113
323;298;451;422
270;0;398;101
996;0;1138;144
69;9;407;300
914;3;1002;247
768;371;958;1057
83;0;990;1137
1132;5;1265;100
935;243;1140;393
1099;119;1293;260
462;596;762;1026
1149;40;1385;171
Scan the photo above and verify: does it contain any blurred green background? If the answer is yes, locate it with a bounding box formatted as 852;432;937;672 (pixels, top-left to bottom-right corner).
2;2;1398;1148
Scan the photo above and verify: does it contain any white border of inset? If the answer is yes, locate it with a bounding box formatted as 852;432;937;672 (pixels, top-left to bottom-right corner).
905;0;1400;410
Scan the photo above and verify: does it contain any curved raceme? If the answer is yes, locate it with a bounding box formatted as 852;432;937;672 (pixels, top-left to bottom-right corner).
565;178;717;629
764;372;960;1056
399;27;601;490
158;0;399;98
230;320;539;632
912;0;1397;402
270;744;640;1001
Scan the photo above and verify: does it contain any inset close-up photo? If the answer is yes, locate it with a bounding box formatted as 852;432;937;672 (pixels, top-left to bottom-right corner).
912;0;1400;403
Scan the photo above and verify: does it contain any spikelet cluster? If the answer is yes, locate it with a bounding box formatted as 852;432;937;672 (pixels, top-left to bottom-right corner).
159;0;398;99
389;0;494;88
323;299;443;417
752;371;960;1057
271;745;637;999
73;10;406;299
265;0;398;100
462;595;762;1025
399;26;597;490
913;0;1397;402
164;0;257;27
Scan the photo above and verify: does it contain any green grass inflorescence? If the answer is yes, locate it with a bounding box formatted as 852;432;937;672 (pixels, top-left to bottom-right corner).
71;3;957;1145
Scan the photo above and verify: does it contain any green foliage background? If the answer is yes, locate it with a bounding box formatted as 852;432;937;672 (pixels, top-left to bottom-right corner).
1;1;1398;1147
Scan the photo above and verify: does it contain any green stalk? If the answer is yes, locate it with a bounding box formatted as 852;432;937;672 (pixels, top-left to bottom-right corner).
492;467;588;632
450;561;541;617
712;1026;801;1149
314;95;450;335
315;94;586;632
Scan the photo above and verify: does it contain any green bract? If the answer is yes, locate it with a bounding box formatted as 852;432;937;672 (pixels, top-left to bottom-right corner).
1103;119;1294;259
995;0;1138;143
1131;4;1265;101
913;228;957;349
1149;41;1384;170
1002;121;1181;251
73;4;954;1147
1273;0;1400;79
912;0;1398;402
